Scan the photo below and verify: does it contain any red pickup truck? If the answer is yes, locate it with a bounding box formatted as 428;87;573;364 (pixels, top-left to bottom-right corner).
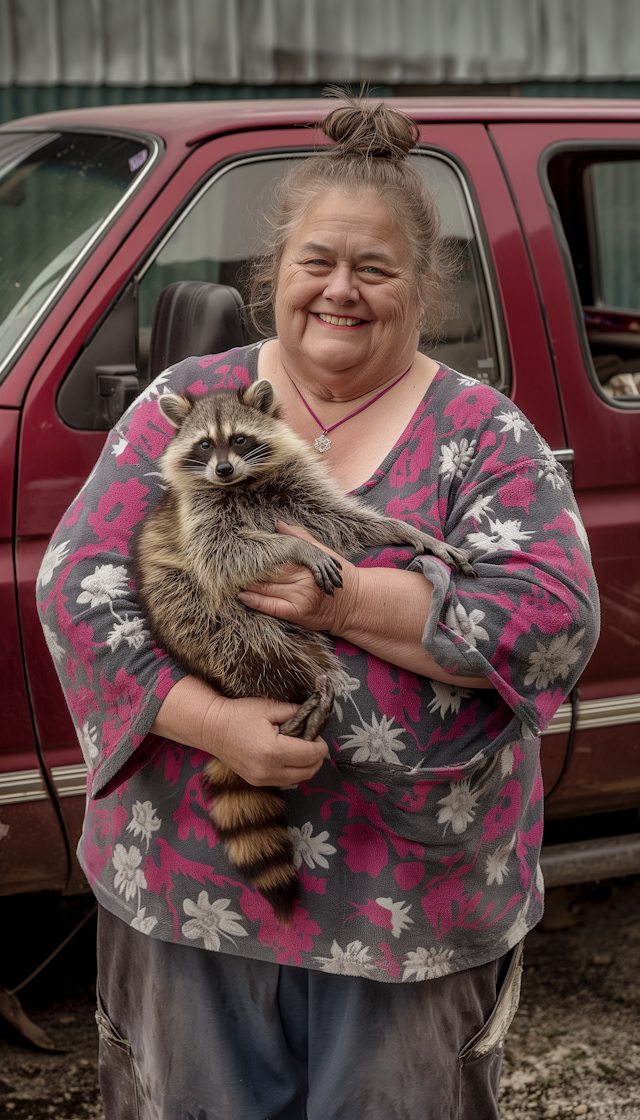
1;98;638;897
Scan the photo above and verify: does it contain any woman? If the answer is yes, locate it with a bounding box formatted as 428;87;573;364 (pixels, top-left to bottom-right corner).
39;95;599;1120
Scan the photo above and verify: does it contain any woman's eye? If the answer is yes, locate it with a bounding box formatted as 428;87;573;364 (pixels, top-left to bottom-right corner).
199;440;210;450
234;436;246;445
362;266;384;275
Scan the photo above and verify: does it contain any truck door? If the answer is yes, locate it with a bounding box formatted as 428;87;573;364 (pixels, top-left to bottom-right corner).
491;121;640;819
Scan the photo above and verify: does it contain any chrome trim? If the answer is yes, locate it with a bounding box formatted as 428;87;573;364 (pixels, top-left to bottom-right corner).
551;448;575;463
0;129;162;383
542;692;640;736
2;697;637;803
51;763;89;798
0;768;47;805
540;833;640;888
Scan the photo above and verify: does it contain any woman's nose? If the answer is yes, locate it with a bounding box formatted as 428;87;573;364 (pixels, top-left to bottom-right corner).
322;265;359;304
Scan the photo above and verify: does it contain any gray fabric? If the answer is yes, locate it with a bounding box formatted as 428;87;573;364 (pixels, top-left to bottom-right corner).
96;904;518;1120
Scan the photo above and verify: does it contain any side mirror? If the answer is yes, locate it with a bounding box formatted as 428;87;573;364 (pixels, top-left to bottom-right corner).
57;283;140;430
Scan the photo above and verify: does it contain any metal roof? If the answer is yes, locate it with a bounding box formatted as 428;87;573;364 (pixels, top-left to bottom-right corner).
2;0;640;88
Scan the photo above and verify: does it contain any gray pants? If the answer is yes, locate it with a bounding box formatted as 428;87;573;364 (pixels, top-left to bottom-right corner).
96;905;522;1120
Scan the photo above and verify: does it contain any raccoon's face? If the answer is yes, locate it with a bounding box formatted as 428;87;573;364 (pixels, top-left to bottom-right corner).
159;380;305;490
181;424;271;486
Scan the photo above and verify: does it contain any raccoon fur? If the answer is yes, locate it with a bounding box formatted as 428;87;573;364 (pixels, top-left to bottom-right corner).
133;379;477;923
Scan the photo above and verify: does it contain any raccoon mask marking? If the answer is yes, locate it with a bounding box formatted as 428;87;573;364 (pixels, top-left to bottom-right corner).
133;378;477;924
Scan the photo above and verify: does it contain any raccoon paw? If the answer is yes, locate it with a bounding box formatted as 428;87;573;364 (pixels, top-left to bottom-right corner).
307;552;343;596
280;675;335;741
413;534;478;578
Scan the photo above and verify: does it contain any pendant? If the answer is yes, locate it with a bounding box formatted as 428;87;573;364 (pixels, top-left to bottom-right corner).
314;432;332;453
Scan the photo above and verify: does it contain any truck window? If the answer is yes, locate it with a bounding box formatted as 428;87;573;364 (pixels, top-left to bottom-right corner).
137;151;506;392
547;151;640;406
0;130;155;384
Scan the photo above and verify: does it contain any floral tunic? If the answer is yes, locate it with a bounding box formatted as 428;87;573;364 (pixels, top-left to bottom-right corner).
38;343;599;982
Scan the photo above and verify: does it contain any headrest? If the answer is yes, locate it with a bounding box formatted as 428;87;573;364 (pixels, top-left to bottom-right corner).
149;281;247;382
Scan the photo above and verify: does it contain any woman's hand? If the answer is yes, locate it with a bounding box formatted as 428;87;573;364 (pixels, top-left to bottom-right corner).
204;694;328;786
151;675;328;786
237;521;356;633
238;522;494;688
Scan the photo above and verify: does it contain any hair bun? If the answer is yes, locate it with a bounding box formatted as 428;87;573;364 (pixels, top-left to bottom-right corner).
321;89;419;162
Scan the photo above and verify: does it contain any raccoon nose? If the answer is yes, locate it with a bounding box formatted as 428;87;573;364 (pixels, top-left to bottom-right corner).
215;462;234;478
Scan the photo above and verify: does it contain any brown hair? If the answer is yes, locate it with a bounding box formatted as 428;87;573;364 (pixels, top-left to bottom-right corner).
248;89;457;343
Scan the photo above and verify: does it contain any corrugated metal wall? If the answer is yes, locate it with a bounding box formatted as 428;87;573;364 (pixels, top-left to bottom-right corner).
2;0;640;88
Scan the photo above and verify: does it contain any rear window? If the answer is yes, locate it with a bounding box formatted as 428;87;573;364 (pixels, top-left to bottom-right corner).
547;150;640;406
137;151;507;392
0;130;155;381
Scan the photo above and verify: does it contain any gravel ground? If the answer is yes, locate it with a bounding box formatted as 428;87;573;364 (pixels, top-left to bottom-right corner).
1;880;639;1119
499;877;640;1119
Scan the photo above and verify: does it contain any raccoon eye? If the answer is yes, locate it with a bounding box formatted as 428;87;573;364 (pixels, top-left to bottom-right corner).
199;440;211;450
234;435;246;445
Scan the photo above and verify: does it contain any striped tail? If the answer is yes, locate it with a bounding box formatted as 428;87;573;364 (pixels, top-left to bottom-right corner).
205;758;299;925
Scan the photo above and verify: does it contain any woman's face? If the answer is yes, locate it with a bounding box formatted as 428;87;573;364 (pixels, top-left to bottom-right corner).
274;188;421;388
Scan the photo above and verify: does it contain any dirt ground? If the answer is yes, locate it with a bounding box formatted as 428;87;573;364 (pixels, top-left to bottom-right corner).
1;880;640;1120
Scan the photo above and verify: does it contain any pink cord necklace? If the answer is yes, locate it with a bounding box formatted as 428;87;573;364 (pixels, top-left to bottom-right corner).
288;363;413;453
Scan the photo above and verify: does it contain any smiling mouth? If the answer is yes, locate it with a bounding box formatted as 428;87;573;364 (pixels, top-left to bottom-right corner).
313;312;366;327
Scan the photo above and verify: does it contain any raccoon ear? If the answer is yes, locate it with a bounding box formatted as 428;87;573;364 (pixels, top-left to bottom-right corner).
159;392;193;429
240;379;276;415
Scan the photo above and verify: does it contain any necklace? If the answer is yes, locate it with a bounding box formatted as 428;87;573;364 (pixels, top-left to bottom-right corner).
288;364;413;453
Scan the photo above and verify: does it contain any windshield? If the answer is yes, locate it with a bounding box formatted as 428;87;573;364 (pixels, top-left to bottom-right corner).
0;130;154;380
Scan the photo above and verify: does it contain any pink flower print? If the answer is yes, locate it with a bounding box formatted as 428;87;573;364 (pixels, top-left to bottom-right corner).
124;398;174;459
153;743;184;784
534;687;565;730
64;493;86;528
197;357;228;369
394;862;425;890
186;379;211;393
229;365;251;388
88;479;149;552
443;384;497;433
111;437;140;466
111;803;128;841
347;896;413;938
143;837;224;938
299;865;327;894
174;772;218;847
358;547;413;570
366;657;422;728
481;779;522;845
100;667;146;725
498;473;536;513
154;665;177;701
389;410;436;488
239;889;320;966
385;483;439;530
338;823;389;877
65;684;98;725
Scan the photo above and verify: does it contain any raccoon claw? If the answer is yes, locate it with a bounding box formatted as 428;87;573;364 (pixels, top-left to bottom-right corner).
310;554;343;596
414;535;478;577
279;675;335;741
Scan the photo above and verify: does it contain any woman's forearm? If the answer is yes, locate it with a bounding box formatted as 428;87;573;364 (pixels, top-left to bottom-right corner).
150;675;222;750
334;565;495;688
150;676;328;785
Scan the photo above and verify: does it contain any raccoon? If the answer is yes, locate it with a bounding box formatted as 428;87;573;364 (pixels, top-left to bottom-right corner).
133;379;476;923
